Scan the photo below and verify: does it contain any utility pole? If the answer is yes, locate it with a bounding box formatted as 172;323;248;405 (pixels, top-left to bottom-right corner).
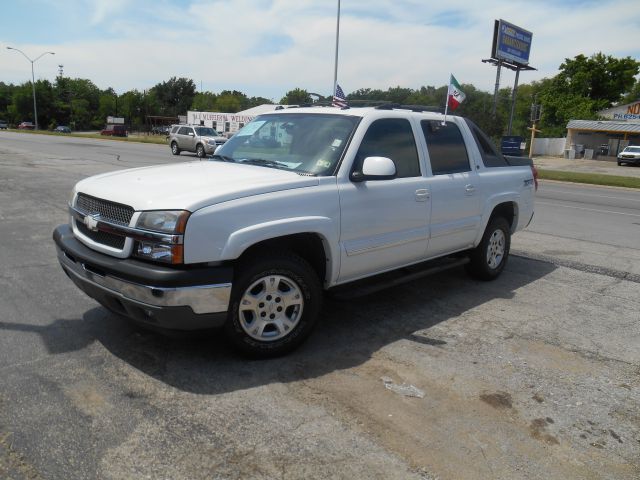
528;100;542;157
528;124;542;158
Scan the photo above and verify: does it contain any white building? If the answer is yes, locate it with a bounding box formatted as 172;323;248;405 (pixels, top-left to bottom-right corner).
187;104;289;136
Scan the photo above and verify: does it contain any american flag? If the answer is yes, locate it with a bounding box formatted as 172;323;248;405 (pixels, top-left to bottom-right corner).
332;84;348;108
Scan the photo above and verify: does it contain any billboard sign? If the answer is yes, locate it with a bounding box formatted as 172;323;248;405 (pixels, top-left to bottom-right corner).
492;19;533;65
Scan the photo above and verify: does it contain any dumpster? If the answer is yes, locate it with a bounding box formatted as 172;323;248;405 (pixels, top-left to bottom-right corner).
501;136;524;156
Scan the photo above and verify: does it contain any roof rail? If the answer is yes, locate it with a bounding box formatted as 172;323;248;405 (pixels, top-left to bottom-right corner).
375;104;444;113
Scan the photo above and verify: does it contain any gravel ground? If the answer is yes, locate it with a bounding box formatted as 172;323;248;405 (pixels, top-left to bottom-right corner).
0;135;638;479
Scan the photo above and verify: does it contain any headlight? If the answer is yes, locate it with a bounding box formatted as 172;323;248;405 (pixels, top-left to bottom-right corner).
134;210;190;264
137;210;189;234
207;139;217;145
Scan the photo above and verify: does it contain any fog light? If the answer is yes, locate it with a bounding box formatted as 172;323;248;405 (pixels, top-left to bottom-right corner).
137;242;172;261
136;242;184;264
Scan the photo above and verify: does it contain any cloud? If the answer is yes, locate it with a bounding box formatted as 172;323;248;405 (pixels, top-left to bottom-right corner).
1;0;638;99
89;0;130;25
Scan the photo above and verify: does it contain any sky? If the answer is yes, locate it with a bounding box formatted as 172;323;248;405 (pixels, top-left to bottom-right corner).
1;0;639;101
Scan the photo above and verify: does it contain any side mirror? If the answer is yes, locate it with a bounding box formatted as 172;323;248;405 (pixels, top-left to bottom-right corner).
351;156;397;182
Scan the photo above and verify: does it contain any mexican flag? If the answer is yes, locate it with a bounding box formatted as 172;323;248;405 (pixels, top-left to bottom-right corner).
447;75;466;111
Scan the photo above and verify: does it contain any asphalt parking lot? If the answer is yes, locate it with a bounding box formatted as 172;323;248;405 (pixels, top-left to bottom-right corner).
1;133;639;479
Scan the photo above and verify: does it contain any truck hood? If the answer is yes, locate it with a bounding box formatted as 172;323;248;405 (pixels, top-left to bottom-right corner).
74;161;319;212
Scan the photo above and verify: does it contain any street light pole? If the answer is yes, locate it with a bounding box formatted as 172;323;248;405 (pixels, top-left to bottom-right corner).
6;47;55;130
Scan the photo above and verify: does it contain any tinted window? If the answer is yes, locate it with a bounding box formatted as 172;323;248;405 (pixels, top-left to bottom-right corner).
355;118;420;178
465;119;508;167
420;120;470;175
178;127;191;135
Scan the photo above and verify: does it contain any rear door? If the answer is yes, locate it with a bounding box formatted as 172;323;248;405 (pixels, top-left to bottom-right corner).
420;119;484;257
178;126;195;151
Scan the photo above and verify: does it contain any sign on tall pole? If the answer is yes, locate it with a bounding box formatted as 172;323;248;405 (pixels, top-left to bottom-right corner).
483;19;536;133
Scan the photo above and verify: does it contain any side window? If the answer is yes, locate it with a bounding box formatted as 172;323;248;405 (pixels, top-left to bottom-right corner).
465;119;508;167
355;118;420;178
171;126;179;134
420;120;470;175
178;126;190;135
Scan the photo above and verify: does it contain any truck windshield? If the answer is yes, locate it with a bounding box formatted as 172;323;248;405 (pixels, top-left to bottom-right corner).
194;127;219;137
214;113;359;175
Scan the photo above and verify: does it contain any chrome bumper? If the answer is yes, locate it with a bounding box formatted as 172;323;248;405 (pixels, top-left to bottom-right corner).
57;247;231;314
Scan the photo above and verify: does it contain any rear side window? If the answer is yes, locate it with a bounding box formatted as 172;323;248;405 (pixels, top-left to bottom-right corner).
420;120;470;175
354;118;420;178
178;126;191;135
171;126;179;134
465;119;508;167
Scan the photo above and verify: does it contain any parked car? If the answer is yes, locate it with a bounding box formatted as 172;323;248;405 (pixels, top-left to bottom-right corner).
151;125;170;135
101;124;128;137
54;126;71;134
617;146;640;166
168;125;227;158
0;120;8;129
54;106;537;357
18;121;35;130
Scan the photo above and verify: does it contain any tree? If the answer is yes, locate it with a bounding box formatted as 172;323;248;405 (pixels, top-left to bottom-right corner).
280;88;312;105
555;53;639;104
621;79;640;104
191;92;218;111
215;93;242;112
150;77;196;116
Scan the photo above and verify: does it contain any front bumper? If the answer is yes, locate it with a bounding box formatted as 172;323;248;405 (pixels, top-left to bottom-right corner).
619;156;640;164
53;224;232;330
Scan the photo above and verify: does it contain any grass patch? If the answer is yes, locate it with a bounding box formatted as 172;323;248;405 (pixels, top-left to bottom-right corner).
538;169;640;189
5;129;168;145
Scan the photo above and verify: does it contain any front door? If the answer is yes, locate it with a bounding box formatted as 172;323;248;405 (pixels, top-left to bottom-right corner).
337;118;430;283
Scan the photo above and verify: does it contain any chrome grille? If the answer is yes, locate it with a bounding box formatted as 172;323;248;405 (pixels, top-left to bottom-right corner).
75;193;134;226
76;222;126;249
74;193;134;250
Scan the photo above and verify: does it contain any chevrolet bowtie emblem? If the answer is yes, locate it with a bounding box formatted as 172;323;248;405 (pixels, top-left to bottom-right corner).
83;213;100;232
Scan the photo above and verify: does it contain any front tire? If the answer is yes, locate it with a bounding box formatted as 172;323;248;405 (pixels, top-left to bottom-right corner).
225;251;322;357
466;217;511;281
196;144;205;158
171;142;180;155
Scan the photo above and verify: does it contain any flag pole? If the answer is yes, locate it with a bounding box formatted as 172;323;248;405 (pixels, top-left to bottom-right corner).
443;74;451;125
333;0;341;96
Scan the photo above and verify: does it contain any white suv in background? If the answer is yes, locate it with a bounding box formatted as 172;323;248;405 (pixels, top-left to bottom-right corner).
169;125;227;158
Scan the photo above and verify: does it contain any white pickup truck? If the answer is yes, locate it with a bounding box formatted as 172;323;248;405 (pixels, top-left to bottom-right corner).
53;106;537;356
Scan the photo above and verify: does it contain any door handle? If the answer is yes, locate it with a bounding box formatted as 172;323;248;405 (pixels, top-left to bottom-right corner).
415;189;430;201
464;184;475;195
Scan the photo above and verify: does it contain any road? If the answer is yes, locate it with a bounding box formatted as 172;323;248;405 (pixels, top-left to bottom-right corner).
1;132;639;480
512;181;640;279
533;182;640;249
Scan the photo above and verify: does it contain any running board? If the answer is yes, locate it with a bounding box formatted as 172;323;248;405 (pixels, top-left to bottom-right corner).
328;256;469;300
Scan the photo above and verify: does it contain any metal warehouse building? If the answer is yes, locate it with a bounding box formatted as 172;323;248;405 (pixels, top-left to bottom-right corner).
565;100;640;158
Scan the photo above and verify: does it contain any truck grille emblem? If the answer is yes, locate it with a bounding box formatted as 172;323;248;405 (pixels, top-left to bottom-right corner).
84;213;100;232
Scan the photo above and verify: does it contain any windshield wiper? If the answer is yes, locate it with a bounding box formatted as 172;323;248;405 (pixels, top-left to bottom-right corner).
239;158;290;169
210;154;236;163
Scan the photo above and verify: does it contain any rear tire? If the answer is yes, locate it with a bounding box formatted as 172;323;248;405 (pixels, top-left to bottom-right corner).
171;142;180;155
225;251;322;357
466;217;511;281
